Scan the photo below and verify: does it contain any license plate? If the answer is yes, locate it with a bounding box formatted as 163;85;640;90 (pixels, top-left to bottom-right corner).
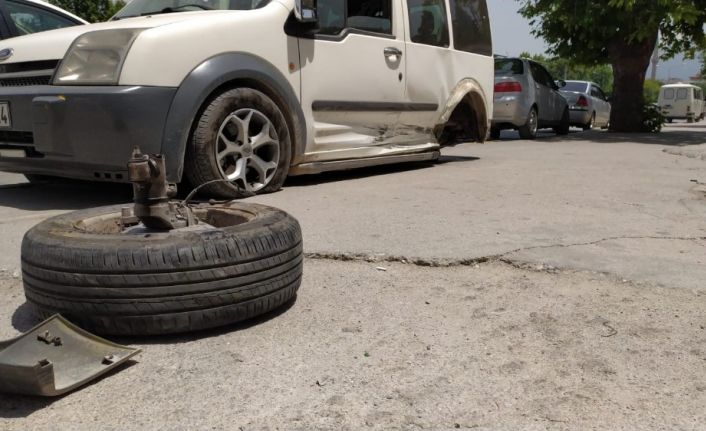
0;102;10;128
0;149;25;158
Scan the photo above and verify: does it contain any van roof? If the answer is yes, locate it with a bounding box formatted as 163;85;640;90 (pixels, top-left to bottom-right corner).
661;83;699;89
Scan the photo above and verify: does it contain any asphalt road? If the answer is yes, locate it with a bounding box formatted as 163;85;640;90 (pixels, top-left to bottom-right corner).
1;123;705;429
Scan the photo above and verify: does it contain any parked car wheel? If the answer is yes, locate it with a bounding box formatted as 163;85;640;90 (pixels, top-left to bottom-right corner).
583;112;596;131
21;202;303;336
554;108;570;135
489;127;501;140
185;88;292;199
518;107;538;140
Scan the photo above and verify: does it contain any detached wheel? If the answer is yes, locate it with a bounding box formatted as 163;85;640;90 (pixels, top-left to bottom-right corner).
21;202;302;336
185;88;292;199
518;107;538;139
554;107;570;135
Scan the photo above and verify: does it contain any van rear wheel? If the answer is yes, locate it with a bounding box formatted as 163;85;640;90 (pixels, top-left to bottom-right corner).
185;88;292;199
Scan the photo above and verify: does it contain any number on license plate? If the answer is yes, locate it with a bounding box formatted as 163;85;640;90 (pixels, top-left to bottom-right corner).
0;102;10;128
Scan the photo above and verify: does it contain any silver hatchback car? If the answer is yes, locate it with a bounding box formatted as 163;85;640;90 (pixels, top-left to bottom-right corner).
491;58;569;140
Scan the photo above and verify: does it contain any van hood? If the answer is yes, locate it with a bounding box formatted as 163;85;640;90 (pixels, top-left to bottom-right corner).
0;11;238;64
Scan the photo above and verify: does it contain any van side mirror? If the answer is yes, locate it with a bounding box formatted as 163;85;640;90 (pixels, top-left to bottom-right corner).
294;0;317;23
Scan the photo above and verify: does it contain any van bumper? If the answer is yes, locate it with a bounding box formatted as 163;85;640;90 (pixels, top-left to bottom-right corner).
0;86;176;182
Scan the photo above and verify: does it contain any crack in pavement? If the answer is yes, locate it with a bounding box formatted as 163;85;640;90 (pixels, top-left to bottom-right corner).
304;234;706;269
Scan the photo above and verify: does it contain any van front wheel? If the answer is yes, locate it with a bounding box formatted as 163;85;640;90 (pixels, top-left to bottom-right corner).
185;88;292;199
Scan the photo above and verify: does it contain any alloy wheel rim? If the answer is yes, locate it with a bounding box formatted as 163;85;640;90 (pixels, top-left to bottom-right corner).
215;108;280;193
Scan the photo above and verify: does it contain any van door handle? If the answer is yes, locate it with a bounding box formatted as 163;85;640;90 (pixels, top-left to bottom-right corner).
384;47;403;58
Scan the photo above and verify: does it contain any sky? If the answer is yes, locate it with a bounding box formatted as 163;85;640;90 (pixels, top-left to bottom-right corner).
487;0;701;81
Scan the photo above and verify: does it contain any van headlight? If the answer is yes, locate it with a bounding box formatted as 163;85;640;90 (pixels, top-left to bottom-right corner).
53;29;144;85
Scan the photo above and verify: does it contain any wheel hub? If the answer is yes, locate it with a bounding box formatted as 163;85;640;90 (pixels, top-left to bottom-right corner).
215;108;280;192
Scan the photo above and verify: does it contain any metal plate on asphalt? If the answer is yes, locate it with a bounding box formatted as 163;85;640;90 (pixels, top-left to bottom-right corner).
0;102;10;127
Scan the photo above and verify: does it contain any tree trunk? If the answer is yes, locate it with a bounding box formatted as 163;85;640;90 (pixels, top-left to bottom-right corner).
608;32;658;132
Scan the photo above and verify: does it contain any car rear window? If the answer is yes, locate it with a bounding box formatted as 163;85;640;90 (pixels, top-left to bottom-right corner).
495;59;523;76
564;82;589;93
676;88;688;100
662;88;675;100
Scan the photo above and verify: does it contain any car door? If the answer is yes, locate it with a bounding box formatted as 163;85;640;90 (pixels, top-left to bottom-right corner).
592;85;609;125
298;0;407;157
542;65;566;121
528;61;556;124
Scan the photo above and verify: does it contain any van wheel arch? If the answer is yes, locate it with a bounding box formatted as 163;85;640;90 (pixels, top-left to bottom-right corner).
435;89;489;145
160;53;306;184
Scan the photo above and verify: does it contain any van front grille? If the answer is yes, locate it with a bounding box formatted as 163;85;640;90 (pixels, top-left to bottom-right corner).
0;75;52;87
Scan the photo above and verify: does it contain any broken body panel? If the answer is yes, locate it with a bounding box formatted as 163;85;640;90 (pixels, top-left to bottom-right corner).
0;315;140;396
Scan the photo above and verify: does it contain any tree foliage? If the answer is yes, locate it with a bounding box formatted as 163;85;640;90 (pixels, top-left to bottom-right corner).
643;79;663;104
518;0;706;132
519;52;613;93
48;0;125;23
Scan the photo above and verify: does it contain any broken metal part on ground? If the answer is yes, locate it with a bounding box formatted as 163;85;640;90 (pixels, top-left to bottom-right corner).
0;314;140;396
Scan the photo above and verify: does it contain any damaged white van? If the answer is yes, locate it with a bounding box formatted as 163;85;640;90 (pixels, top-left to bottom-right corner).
0;0;493;197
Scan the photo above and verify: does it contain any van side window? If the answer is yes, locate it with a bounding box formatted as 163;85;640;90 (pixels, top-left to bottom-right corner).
448;0;492;55
663;88;674;99
316;0;346;34
347;0;392;34
407;0;449;47
316;0;392;36
676;88;688;100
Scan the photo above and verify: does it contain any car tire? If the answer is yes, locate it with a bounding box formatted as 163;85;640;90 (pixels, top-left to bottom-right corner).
185;88;292;199
554;108;570;135
583;112;596;131
518;107;538;140
489;127;501;140
21;202;303;336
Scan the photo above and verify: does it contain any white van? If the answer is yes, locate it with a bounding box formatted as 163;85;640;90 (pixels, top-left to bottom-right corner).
658;83;705;123
0;0;494;198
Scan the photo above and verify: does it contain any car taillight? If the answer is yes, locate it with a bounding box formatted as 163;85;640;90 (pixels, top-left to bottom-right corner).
494;81;522;93
577;95;589;107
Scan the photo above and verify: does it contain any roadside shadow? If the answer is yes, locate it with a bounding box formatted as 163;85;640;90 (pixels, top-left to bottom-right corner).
0;180;132;211
435;155;480;164
0;361;139;418
492;129;583;141
0;393;53;418
11;302;38;333
560;130;706;146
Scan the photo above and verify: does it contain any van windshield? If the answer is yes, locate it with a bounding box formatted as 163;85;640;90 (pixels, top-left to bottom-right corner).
113;0;269;20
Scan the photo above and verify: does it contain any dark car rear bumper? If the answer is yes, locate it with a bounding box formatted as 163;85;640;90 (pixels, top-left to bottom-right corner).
0;85;176;181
